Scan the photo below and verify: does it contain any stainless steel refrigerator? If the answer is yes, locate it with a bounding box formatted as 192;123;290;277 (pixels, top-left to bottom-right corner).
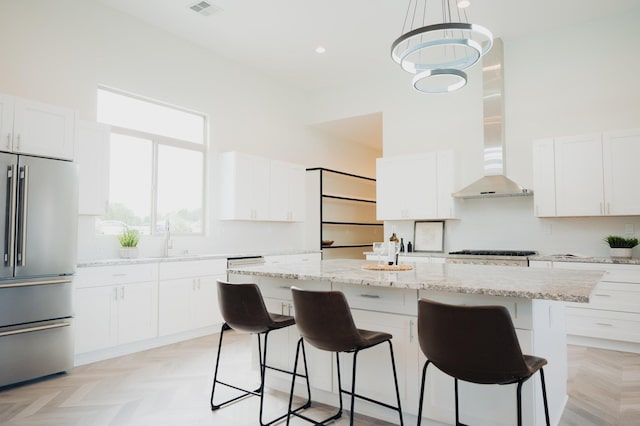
0;153;78;388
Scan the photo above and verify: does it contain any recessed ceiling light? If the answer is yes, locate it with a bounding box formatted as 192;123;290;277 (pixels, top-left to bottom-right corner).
457;0;471;8
315;46;326;54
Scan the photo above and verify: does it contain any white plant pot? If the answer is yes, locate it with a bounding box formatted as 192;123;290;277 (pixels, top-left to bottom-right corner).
119;247;139;259
610;247;632;259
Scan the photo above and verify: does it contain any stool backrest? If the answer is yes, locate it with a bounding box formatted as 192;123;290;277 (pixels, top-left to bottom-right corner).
418;298;530;385
291;287;362;352
217;280;273;333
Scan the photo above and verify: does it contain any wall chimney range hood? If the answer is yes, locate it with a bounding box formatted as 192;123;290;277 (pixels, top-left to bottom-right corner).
453;38;532;199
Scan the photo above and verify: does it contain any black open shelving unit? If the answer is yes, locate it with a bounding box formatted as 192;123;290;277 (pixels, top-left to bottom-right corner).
307;168;382;259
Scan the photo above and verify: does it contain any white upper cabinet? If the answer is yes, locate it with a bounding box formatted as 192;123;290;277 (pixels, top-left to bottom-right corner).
75;120;110;215
533;129;640;217
602;129;640;215
377;151;455;220
269;159;306;222
554;133;604;216
219;151;270;220
11;97;75;160
532;138;557;217
220;151;305;222
0;94;14;151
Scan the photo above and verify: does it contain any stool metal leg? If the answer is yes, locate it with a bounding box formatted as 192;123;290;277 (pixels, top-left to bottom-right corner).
211;323;260;410
540;368;551;426
340;342;404;426
349;349;359;425
517;378;524;426
287;337;341;425
387;340;404;426
417;360;431;426
288;339;403;426
212;325;311;426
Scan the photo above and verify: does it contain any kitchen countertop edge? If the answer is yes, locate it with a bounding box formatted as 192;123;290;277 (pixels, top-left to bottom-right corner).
228;259;603;303
77;250;321;268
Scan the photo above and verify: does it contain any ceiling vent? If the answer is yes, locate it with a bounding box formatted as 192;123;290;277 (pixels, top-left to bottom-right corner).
188;1;222;16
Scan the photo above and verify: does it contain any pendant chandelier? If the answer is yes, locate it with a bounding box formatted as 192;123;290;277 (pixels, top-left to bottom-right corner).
391;0;493;93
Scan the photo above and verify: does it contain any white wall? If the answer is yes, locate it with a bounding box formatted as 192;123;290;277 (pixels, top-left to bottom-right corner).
309;6;640;257
0;0;379;260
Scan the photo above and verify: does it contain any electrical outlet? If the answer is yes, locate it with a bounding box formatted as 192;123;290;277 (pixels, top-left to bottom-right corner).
625;224;634;235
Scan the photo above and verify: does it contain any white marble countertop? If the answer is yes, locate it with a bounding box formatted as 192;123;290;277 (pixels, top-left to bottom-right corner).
228;259;604;303
77;250;320;268
530;255;640;265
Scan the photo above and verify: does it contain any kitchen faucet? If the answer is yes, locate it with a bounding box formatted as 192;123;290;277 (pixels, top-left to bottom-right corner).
163;220;172;257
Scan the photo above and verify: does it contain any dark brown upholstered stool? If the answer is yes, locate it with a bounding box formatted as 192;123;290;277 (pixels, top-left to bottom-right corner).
210;280;311;426
417;298;551;426
287;287;404;425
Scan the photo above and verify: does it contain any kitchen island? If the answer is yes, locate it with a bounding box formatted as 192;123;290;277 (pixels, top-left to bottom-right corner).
227;259;603;426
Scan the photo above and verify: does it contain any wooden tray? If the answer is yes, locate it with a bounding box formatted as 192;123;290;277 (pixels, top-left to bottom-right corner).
362;264;413;271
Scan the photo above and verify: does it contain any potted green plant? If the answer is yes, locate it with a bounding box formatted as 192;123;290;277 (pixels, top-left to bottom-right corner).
118;229;140;258
603;235;638;259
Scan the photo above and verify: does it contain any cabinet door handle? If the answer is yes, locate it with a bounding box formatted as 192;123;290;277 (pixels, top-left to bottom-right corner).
607;202;611;215
595;322;613;327
594;293;611;297
119;286;125;300
359;294;380;299
279;285;291;290
6;133;11;149
409;319;414;343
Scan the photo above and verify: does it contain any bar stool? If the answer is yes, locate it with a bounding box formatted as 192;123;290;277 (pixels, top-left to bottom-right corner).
287;287;404;426
210;280;311;426
416;298;551;426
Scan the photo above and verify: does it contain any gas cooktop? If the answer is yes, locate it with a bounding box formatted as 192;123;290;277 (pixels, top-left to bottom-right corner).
448;250;537;257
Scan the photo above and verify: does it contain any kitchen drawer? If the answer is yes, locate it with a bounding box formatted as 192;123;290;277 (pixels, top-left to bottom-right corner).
75;264;158;288
230;275;329;301
398;255;432;264
419;290;533;330
566;307;640;343
566;281;640;313
601;268;640;284
0;319;73;387
334;282;418;316
551;261;639;281
159;259;227;280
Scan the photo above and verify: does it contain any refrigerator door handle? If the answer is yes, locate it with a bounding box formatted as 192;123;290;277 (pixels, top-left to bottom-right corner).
4;165;16;267
16;165;28;267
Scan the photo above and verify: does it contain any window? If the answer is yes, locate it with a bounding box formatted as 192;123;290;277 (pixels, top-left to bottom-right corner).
97;87;206;235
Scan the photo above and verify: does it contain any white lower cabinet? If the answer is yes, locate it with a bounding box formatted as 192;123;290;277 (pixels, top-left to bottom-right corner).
74;264;159;354
341;309;419;419
553;262;640;350
333;283;419;420
158;259;226;336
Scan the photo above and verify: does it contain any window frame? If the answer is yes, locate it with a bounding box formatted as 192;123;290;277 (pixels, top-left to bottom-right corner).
98;87;208;237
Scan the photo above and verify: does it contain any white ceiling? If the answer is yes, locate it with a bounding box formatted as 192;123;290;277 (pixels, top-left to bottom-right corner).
93;0;640;148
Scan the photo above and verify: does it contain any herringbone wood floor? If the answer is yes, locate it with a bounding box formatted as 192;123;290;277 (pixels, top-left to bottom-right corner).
0;332;638;425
